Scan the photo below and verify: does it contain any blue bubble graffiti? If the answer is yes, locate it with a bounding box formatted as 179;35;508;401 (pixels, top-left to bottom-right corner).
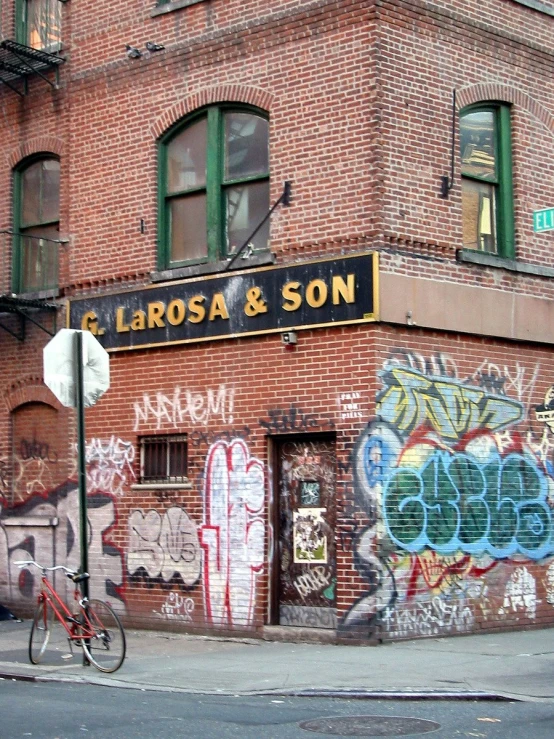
382;447;554;560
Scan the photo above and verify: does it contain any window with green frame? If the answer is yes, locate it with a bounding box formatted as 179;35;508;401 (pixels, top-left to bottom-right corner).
158;105;270;270
16;0;63;52
460;104;514;258
12;156;60;294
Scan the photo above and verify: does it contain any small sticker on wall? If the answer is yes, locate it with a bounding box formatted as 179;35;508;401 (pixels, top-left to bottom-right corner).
293;508;327;563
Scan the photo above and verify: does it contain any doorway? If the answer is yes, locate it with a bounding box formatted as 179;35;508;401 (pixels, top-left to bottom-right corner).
273;437;337;630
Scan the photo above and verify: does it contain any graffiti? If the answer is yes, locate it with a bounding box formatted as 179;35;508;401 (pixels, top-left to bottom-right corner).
500;567;537;620
293;565;332;599
381;596;474;639
383;444;554;560
471;360;539;407
200;439;265;628
128;507;201;586
190;427;251;448
377;366;523;440
86;436;135;496
0;482;125;612
133;384;235;430
545;562;554;605
13;456;56;496
19;436;58;464
279;604;337;629
259;405;335;434
159;592;195;622
0;459;8;493
338;392;363;420
342;352;554;639
536;386;554;434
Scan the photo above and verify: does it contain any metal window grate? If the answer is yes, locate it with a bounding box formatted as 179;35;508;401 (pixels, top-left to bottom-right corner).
140;435;187;483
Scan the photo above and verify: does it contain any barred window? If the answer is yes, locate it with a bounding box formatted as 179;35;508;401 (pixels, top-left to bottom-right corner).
139;435;188;483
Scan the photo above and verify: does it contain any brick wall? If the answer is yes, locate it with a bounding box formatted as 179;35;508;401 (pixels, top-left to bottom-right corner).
1;0;554;640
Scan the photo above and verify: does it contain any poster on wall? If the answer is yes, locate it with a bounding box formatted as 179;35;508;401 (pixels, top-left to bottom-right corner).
293;508;328;563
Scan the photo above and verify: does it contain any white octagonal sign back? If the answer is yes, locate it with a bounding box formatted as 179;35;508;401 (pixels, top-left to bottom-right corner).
44;329;110;408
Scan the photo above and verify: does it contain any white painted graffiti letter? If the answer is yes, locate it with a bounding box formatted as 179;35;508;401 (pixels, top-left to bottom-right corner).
200;439;265;627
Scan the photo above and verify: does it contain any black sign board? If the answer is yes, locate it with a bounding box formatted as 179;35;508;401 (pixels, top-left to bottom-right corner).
68;253;378;352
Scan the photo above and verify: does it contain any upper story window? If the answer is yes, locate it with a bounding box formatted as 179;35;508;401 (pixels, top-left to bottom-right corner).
13;156;60;294
16;0;62;52
460;104;514;259
158;105;270;270
139;435;188;484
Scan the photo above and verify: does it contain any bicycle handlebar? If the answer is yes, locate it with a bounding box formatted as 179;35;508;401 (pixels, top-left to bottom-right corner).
14;560;89;582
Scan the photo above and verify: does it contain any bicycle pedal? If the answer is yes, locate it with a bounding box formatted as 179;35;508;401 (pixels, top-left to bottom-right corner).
61;654;74;660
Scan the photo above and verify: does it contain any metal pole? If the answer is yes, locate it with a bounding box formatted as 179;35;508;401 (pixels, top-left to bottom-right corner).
74;331;90;666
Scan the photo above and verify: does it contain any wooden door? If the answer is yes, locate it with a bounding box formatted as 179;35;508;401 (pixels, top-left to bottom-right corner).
276;438;336;629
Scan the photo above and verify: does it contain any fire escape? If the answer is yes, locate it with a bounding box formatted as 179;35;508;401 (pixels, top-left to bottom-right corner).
0;1;66;339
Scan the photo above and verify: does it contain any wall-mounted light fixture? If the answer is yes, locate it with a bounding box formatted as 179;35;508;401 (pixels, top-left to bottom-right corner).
281;330;297;351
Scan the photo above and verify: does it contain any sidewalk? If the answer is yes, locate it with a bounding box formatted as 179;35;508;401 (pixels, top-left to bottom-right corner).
1;619;553;703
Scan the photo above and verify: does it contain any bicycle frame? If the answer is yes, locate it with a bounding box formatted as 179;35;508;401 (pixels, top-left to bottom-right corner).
36;574;97;643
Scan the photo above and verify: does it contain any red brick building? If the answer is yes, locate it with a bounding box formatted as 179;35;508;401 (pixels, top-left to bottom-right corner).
2;0;554;642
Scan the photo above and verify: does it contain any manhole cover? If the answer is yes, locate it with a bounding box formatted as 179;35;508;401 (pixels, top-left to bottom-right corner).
299;715;441;737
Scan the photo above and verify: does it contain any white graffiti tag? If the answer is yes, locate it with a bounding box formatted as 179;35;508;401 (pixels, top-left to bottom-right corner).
200;439;265;628
86;436;135;495
133;385;235;430
128;507;201;585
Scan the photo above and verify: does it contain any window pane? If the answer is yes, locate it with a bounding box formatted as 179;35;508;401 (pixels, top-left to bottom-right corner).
461;178;497;253
27;0;61;51
21;162;41;225
41;160;60;223
460;110;496;181
226;180;270;254
169;439;187;478
167;118;207;194
170;193;208;262
224;113;269;180
20;224;59;291
21;159;60;226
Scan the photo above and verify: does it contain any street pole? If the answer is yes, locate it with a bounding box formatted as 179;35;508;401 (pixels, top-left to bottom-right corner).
74;331;90;666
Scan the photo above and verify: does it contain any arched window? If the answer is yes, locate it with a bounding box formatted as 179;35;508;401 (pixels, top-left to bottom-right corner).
158;105;270;269
13;156;60;293
460;104;514;258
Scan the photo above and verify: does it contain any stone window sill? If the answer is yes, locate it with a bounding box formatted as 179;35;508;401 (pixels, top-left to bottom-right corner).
132;481;192;490
456;249;554;278
151;251;275;283
151;0;207;17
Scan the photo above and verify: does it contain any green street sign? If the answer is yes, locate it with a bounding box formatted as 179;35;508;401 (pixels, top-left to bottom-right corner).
533;207;554;233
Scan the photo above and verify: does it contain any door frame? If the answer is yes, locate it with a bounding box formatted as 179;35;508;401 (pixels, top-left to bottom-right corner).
267;432;337;626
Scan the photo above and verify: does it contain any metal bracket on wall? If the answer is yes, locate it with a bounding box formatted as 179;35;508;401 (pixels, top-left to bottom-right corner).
440;89;457;198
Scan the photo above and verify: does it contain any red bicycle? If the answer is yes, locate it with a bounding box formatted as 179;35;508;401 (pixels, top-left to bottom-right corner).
15;560;126;673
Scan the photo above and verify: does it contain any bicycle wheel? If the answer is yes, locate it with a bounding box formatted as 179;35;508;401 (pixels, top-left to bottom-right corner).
29;599;54;664
80;599;126;673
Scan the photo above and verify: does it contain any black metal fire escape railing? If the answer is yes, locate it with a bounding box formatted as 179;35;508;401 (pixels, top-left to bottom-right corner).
0;230;59;341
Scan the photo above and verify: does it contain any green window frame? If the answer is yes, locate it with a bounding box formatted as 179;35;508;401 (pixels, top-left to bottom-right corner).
158;105;270;270
460;104;514;259
12;156;60;294
16;0;63;52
